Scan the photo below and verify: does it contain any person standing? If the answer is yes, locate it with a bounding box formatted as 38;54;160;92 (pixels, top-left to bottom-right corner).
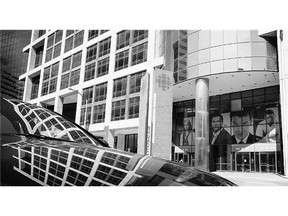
256;109;280;143
209;114;231;171
179;119;194;146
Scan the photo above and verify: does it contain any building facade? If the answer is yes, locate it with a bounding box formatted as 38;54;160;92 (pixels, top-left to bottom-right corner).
20;30;288;176
0;30;32;99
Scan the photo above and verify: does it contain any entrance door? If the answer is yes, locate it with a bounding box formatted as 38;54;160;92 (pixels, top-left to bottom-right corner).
234;152;251;172
174;153;194;166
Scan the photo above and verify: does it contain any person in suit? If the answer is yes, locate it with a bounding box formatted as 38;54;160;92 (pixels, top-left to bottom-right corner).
230;111;261;144
209;113;232;171
179;119;194;146
256;109;280;143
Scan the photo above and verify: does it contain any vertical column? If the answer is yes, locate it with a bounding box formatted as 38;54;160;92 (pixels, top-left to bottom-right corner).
117;134;125;151
278;30;288;177
23;76;32;101
103;126;115;147
104;31;117;125
195;78;210;171
74;90;83;125
54;96;64;115
138;73;150;155
150;69;174;160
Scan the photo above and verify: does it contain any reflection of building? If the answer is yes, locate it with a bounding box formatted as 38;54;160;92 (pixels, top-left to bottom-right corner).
20;30;288;176
5;138;139;186
0;30;32;99
5;136;224;186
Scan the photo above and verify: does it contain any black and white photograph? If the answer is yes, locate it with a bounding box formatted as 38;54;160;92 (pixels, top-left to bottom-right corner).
1;1;288;216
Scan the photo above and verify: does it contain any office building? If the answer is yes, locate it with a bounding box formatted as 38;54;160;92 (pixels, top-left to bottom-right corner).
20;30;288;176
0;30;32;99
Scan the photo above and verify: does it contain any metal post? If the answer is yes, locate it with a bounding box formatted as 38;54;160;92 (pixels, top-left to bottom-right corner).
84;99;88;130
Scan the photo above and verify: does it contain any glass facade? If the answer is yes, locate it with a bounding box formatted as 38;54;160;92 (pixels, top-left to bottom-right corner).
172;86;283;173
160;30;278;84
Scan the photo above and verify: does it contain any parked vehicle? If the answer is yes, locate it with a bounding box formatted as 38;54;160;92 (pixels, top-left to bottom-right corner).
0;98;236;186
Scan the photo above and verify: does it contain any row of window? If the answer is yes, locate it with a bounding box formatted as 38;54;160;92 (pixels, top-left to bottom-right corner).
116;30;148;50
18;146;133;186
80;96;140;125
88;30;109;41
33;31;148;98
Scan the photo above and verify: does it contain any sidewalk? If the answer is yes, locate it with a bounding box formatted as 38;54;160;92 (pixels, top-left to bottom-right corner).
213;171;288;186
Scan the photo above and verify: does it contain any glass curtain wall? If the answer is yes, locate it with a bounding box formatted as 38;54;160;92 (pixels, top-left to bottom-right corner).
172;86;283;174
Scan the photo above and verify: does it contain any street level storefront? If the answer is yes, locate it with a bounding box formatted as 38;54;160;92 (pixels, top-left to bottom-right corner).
172;85;283;174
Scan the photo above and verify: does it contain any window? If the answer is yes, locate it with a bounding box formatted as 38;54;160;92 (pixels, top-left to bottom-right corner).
100;30;109;34
64;37;73;52
60;74;69;89
115;50;129;71
117;30;130;50
131;42;148;66
34;46;44;68
41;62;59;95
49;78;57;93
93;104;106;123
79;82;107;125
113;77;127;98
45;31;63;63
41;82;49;96
66;30;74;37
53;43;61;58
80;108;85;125
30;75;40;100
70;69;80;87
124;134;138;153
61;52;82;90
72;52;82;69
94;82;107;102
97;57;109;77
55;30;63;43
51;62;59;78
84;63;96;81
83;86;93;105
130;70;146;94
47;34;54;48
98;37;111;57
88;30;99;41
74;31;84;48
133;30;148;43
64;30;84;53
45;48;53;62
129;97;140;118
111;100;126;121
86;43;98;63
43;67;50;81
62;56;72;73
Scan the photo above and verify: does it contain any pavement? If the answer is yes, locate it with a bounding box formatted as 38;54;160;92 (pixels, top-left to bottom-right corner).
213;171;288;186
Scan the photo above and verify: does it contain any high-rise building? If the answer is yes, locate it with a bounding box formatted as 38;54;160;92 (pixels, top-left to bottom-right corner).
20;30;288;176
0;30;32;99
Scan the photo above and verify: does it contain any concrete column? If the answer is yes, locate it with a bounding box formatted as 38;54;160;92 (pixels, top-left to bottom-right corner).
117;134;125;151
278;30;288;177
54;96;64;115
195;78;210;171
74;90;83;125
103;126;115;148
23;76;32;101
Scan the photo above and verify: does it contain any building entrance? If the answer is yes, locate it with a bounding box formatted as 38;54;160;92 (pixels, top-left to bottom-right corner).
174;153;194;166
232;151;278;173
